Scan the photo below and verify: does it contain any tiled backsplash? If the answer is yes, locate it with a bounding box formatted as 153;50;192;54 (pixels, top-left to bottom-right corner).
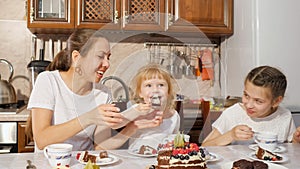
0;0;221;102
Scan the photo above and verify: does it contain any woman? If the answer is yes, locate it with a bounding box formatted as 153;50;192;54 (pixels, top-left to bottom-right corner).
27;29;162;151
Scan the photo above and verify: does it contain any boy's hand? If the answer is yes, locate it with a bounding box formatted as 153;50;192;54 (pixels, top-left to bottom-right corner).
293;127;300;143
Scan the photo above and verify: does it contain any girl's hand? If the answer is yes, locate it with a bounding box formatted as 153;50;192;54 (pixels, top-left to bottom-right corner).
293;127;300;143
230;125;254;141
136;102;153;115
133;111;163;129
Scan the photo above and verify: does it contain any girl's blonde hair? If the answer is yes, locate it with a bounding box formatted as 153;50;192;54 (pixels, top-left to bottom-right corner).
131;64;177;110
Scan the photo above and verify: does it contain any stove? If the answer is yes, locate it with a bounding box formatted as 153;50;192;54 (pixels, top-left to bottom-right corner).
0;102;25;114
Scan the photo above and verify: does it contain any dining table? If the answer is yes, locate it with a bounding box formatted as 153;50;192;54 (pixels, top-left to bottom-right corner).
0;143;299;169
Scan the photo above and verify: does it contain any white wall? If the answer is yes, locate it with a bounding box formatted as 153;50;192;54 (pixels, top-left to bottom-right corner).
222;0;300;110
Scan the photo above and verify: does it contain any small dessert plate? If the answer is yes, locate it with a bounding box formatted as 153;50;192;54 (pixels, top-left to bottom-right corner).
77;152;119;166
222;161;288;169
206;152;222;162
249;144;287;153
127;148;158;158
248;152;289;164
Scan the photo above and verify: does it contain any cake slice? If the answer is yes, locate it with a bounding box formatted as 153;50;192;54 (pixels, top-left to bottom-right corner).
138;145;157;155
255;146;282;161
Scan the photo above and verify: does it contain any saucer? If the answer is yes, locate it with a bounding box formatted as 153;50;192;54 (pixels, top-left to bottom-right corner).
248;144;286;153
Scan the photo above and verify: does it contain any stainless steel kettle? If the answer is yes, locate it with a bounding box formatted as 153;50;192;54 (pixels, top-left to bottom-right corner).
0;59;17;105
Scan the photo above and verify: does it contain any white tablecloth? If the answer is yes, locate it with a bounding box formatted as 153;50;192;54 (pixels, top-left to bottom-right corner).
0;143;299;169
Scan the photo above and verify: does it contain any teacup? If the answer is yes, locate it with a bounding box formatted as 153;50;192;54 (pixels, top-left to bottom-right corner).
44;143;73;167
163;134;190;143
254;132;278;152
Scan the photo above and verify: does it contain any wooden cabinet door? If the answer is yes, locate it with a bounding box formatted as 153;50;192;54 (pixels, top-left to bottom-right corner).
27;0;75;34
17;122;34;153
167;0;233;36
122;0;166;31
76;0;121;30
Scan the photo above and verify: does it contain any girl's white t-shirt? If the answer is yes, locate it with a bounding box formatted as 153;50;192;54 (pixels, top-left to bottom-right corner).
27;70;112;152
212;103;296;144
128;111;180;150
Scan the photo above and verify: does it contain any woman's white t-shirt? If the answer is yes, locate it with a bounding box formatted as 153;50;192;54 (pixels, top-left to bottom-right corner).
212;103;296;144
27;70;112;152
128;111;180;150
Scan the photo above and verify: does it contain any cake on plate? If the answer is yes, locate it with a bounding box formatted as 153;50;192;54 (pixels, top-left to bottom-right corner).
76;150;109;163
232;159;268;169
151;133;208;169
255;146;282;161
139;145;157;155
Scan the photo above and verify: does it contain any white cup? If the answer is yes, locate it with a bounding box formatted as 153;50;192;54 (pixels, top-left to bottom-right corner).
163;134;190;143
254;132;278;152
44;143;73;167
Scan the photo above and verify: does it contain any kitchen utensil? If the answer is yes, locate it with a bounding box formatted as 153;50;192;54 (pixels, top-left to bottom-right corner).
182;65;196;79
26;160;36;169
0;59;17;106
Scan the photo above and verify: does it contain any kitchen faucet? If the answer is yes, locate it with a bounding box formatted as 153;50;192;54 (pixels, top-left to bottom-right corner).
100;76;130;103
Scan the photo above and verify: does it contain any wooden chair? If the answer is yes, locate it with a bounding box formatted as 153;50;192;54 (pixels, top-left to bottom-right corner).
175;100;184;131
199;100;222;143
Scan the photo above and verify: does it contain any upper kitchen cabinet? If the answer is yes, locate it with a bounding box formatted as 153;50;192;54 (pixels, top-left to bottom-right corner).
27;0;75;34
75;0;121;30
27;0;233;37
167;0;233;37
121;0;166;31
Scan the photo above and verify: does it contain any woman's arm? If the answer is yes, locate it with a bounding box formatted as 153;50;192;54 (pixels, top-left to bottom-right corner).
94;111;163;150
32;108;83;150
202;125;254;146
94;122;138;150
32;104;124;150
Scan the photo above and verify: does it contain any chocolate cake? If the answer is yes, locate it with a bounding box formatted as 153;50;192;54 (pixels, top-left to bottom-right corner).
255;146;282;161
231;159;268;169
138;145;157;155
99;151;108;158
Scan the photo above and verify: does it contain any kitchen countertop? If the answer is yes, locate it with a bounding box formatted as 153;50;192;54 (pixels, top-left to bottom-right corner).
0;106;30;122
0;143;298;169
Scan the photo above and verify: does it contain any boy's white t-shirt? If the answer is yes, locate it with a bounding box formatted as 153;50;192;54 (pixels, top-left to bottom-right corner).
212;103;296;144
27;70;112;152
128;111;180;150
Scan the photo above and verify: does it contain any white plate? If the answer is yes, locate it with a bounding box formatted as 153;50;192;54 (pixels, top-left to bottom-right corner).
248;152;288;164
77;152;119;166
249;144;287;153
127;148;158;157
221;161;288;169
206;152;222;162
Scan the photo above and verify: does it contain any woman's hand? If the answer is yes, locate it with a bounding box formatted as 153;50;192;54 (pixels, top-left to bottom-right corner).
293;127;300;143
79;104;124;129
230;125;254;141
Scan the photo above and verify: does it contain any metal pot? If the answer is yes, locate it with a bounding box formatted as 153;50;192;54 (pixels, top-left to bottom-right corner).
0;59;17;105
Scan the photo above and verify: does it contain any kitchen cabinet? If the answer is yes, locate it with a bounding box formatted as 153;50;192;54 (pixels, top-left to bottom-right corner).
27;0;75;34
27;0;232;37
167;0;233;36
17;122;34;153
27;0;166;34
